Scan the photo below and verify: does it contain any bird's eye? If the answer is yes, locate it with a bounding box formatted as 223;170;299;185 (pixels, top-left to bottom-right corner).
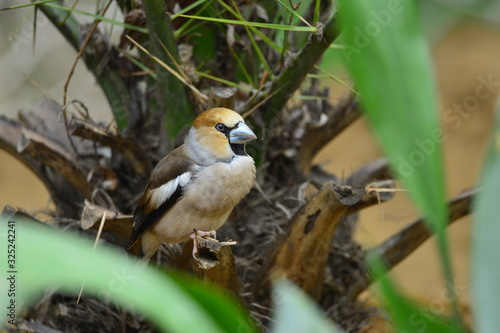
215;123;226;132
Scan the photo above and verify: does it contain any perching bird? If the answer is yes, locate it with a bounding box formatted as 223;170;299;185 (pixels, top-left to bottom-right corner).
128;108;257;261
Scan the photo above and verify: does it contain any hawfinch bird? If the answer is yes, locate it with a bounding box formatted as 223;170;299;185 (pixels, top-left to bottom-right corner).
128;108;257;261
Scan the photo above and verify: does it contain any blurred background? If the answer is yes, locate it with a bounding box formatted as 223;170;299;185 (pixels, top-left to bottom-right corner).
1;0;499;320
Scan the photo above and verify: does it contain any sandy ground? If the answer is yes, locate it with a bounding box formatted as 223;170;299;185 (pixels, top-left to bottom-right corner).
1;7;499;328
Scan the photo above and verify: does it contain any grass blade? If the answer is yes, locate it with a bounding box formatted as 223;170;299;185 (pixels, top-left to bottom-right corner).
271;280;343;333
45;3;148;33
170;13;317;32
276;0;313;27
472;107;500;332
369;255;460;333
196;70;253;92
337;0;461;327
0;0;57;11
0;218;257;332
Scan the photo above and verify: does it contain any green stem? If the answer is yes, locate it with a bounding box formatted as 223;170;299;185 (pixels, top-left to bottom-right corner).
243;14;340;164
259;14;339;125
142;0;195;142
436;229;464;330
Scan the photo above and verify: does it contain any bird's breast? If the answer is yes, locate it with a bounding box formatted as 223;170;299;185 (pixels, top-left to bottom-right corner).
150;155;256;243
184;155;256;214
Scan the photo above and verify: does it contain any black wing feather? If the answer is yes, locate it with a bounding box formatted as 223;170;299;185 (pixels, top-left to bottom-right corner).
127;185;183;249
127;146;193;249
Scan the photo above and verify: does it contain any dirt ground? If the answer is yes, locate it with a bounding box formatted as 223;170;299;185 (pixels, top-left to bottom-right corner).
1;23;499;329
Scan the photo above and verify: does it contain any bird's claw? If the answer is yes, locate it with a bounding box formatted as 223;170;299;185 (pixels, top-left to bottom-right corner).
189;229;217;259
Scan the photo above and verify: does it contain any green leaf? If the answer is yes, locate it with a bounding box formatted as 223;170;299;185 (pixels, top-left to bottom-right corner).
0;0;57;11
369;255;460;333
338;0;446;233
271;280;343;333
0;218;257;333
196;71;253;92
167;270;259;333
170;13;317;32
428;0;500;22
44;3;148;33
337;0;461;327
472;108;500;333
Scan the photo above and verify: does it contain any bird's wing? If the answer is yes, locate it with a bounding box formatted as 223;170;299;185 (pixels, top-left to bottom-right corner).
128;146;193;248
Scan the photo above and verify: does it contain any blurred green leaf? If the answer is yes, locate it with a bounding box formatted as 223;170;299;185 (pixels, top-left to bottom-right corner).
167;270;259;333
472;108;500;333
369;255;460;333
271;280;342;333
428;0;500;23
337;0;461;327
338;0;446;234
0;219;257;333
0;0;57;11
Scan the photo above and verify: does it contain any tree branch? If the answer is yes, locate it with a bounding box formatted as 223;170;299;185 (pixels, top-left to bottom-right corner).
345;180;395;215
346;158;391;187
175;239;242;297
18;128;92;198
242;14;340;128
0;115;84;217
347;189;476;300
69;118;151;175
254;183;369;300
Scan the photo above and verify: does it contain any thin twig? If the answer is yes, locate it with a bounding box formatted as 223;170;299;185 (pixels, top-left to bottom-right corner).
63;0;112;106
126;35;208;102
77;211;107;303
61;0;113;154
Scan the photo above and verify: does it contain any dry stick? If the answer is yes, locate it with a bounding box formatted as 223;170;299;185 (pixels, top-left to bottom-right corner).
77;211;107;304
365;182;409;224
126;35;208;103
345;180;396;215
156;34;208;107
347;189;476;300
207;87;237;110
22;73;61;107
175;238;243;297
0;116;43;180
61;0;113;153
241;88;281;119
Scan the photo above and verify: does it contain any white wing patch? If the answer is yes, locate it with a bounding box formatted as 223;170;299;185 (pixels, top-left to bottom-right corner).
149;172;191;210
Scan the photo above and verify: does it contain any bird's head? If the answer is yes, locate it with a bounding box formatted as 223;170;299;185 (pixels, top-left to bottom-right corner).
185;108;257;164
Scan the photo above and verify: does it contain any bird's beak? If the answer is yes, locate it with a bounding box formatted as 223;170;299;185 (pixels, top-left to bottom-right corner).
229;123;257;144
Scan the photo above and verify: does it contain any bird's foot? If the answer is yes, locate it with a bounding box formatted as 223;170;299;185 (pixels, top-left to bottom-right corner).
195;229;217;239
189;229;217;259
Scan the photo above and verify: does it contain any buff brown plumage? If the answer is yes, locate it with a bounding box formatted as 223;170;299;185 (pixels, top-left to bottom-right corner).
128;108;256;260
